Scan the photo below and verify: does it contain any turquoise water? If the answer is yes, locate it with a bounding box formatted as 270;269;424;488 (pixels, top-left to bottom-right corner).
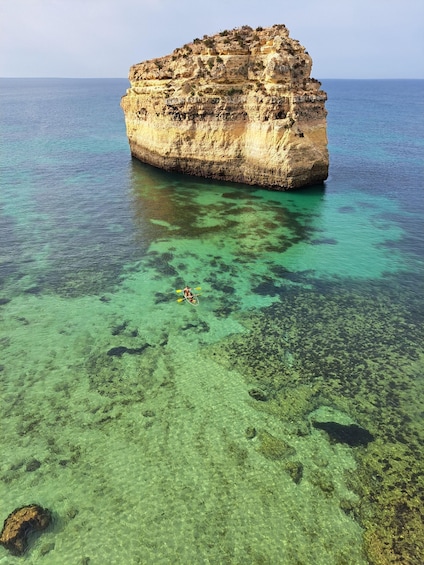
0;79;423;564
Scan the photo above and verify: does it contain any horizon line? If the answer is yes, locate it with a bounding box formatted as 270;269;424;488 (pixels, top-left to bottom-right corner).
1;76;423;81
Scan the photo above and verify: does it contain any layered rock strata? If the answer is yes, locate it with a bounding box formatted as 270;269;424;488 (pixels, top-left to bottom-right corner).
121;25;328;190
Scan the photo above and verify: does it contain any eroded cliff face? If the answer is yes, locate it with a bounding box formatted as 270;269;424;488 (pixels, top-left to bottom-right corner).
121;25;328;190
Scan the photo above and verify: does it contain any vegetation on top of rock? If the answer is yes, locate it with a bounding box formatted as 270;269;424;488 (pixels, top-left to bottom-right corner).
131;24;307;84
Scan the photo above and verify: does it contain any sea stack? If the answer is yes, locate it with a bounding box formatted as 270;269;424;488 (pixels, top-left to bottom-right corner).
121;25;328;190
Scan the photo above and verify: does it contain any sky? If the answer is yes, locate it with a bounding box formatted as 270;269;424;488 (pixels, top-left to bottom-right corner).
0;0;423;79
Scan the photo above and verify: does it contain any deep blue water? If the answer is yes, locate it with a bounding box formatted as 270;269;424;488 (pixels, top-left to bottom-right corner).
0;78;423;564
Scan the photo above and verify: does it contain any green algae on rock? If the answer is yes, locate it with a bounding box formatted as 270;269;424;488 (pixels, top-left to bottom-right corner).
284;460;304;484
257;430;295;460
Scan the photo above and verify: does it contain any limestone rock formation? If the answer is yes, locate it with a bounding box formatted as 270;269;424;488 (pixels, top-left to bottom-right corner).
121;25;328;190
0;504;52;556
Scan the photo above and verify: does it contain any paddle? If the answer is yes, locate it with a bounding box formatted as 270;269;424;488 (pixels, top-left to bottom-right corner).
176;286;201;293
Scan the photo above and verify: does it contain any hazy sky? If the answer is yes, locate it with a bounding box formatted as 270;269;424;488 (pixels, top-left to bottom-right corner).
1;0;423;79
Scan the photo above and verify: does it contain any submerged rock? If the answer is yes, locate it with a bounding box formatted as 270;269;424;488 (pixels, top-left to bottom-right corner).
0;504;52;556
25;458;42;472
248;388;268;402
245;426;257;439
257;430;295;460
121;25;328;190
284;460;304;484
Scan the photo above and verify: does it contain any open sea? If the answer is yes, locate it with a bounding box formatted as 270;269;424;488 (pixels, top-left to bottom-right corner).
0;78;423;565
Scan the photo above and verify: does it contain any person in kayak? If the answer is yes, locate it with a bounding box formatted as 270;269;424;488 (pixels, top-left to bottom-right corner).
183;286;196;302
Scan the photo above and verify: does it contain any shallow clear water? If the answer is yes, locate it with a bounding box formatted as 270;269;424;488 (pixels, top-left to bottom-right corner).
0;78;423;564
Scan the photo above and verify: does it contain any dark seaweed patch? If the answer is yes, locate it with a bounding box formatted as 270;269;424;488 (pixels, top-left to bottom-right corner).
312;421;374;447
204;273;424;563
111;321;128;336
310;238;338;245
145;252;178;277
221;192;262;201
154;292;171;304
219;284;236;295
270;265;312;284
252;281;282;296
24;286;42;295
107;344;150;357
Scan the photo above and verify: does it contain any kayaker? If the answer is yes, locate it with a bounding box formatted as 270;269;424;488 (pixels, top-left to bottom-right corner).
183;286;195;302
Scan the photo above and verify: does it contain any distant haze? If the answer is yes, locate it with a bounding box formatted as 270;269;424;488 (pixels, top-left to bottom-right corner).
0;0;423;79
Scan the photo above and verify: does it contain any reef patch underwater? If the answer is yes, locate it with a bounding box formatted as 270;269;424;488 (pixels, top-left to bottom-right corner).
204;275;424;564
